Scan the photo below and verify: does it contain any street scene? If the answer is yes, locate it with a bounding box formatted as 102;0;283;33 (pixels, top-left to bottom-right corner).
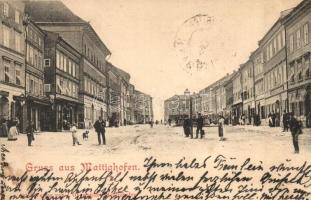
1;0;311;199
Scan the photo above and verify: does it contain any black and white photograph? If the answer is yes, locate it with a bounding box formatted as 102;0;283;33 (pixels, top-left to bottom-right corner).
1;0;311;199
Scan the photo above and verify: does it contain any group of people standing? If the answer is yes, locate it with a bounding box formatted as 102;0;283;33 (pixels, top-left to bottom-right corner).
2;119;36;147
182;113;225;141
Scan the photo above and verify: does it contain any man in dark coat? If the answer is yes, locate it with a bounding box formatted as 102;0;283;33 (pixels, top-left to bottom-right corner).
282;111;289;132
26;121;35;146
196;113;204;139
94;116;106;145
183;117;190;137
288;113;302;154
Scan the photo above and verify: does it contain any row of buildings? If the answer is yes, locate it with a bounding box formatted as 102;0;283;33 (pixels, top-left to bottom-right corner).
0;0;153;133
164;0;311;127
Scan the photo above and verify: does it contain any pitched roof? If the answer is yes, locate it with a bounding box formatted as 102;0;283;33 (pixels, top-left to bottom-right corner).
25;1;86;23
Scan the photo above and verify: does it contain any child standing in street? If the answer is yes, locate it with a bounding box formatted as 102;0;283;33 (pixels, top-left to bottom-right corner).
70;123;81;146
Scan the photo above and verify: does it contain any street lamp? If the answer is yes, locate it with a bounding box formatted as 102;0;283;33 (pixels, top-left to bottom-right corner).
184;89;193;137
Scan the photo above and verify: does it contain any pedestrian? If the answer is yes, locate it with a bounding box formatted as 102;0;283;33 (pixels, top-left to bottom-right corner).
70;123;81;146
150;120;154;128
282;111;289;132
218;115;225;141
168;119;172;126
271;111;276;127
288;113;302;154
183;116;190;137
268;112;273;127
8;120;18;141
0;118;8;137
26;121;35;146
196;113;204;139
94;116;106;145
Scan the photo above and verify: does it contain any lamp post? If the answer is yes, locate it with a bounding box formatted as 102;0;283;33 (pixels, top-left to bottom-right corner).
184;89;193;137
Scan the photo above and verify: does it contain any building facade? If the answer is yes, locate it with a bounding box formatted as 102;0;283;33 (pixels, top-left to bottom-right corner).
251;47;265;124
284;0;311;127
232;70;243;124
135;90;153;124
241;60;255;125
25;1;110;128
259;11;289;126
24;20;50;131
43;31;81;131
0;1;26;133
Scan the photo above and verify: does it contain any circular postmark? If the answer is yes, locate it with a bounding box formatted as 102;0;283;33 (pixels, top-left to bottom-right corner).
173;14;215;74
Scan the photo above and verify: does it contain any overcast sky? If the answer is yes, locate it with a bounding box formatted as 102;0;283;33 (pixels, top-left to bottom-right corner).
62;0;302;120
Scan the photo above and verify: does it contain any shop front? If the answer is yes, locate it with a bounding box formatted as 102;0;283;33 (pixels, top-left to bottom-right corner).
289;85;311;127
232;102;243;125
25;95;51;131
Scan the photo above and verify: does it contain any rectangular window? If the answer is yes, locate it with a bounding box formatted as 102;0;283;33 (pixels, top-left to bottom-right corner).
64;56;67;72
29;46;34;65
15;10;20;24
290;35;294;52
56;51;60;69
304;23;309;44
15;65;21;86
4;61;10;83
68;60;72;75
277;33;281;50
297;29;301;49
73;63;76;77
34;50;38;68
3;25;10;48
3;2;9;17
39;80;43;96
273;39;277;54
60;53;64;70
282;30;285;47
30;79;34;94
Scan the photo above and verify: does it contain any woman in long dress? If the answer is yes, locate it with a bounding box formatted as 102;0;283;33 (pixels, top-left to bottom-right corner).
218;116;225;141
8;121;18;141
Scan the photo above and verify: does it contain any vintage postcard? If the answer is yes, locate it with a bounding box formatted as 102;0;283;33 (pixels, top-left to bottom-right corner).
1;0;311;199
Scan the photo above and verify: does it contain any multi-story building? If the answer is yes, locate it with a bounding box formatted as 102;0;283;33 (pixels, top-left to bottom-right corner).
240;60;255;125
107;62;121;126
199;86;214;117
192;93;202;116
135;90;153;123
25;1;110;128
0;1;26;132
117;69;130;126
259;10;290;126
232;70;243;124
24;19;50;131
284;0;311;126
128;84;135;124
43;31;81;131
251;47;265;123
224;74;234;124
